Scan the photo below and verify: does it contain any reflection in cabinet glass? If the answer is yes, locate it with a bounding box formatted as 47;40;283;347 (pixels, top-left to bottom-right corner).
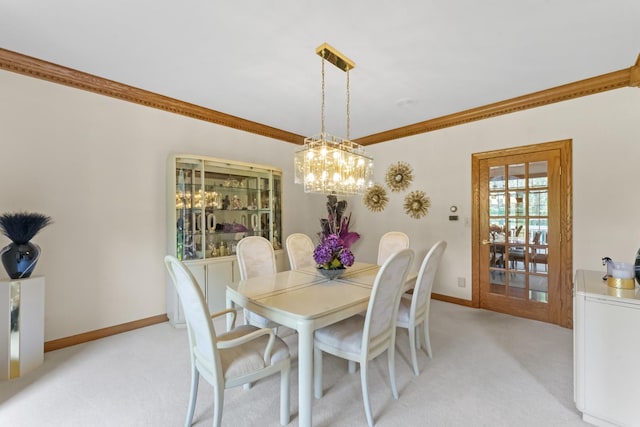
167;154;283;326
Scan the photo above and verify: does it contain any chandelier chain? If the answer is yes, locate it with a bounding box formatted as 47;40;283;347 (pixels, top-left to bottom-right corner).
346;69;350;141
321;57;325;135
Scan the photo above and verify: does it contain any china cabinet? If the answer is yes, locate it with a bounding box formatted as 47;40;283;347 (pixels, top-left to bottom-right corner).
166;154;284;326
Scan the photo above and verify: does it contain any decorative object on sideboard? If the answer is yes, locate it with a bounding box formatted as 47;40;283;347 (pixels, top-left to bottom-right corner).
404;191;431;219
0;212;53;279
602;256;637;289
363;184;388;212
385;161;413;192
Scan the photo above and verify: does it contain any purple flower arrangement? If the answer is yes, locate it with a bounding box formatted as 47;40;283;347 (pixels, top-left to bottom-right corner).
313;233;355;270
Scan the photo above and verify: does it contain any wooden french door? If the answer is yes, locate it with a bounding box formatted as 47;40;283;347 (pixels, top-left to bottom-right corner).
472;140;573;327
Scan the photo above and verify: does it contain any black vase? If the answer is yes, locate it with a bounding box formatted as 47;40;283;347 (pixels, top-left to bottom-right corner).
1;242;41;279
635;247;640;285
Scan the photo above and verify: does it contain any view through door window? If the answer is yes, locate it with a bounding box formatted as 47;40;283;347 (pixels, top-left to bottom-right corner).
488;161;549;303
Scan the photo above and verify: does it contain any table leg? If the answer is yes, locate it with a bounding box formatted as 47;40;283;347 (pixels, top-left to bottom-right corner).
297;320;314;427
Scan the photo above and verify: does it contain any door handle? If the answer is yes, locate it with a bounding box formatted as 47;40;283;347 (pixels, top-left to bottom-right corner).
481;239;492;245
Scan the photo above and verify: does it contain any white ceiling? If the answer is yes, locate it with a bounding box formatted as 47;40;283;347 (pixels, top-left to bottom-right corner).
1;1;639;140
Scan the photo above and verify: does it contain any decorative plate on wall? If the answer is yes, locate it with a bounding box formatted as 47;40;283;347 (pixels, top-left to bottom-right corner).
385;161;413;192
404;190;431;219
363;184;388;212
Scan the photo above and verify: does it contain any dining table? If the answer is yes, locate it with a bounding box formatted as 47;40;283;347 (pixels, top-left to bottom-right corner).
226;261;416;427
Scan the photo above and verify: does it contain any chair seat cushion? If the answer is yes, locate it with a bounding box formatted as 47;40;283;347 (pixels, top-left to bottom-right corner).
314;315;365;355
218;325;289;380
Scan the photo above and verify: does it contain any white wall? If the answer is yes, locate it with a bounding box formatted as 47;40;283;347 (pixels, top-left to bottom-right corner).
2;68;639;341
0;70;311;341
349;87;640;299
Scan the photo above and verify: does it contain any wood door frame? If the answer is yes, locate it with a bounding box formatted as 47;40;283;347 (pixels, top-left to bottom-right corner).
471;139;573;328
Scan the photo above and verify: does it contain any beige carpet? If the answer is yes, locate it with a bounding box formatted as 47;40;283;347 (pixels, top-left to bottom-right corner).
0;301;588;426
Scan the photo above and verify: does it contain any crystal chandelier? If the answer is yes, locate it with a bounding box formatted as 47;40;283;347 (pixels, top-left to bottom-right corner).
294;43;374;196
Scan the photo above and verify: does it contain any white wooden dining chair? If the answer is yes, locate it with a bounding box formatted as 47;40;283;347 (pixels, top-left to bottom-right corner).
236;236;280;330
285;233;315;270
164;255;291;427
396;240;447;375
376;231;410;265
313;248;414;427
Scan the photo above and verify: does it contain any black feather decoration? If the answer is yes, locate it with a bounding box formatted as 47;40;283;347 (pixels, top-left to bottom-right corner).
0;212;53;244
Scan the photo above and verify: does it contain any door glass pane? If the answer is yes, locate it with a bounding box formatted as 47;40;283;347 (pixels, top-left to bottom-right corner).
488;267;505;295
509;191;526;217
489;166;506;190
508;246;526;271
530;275;548;302
507;218;525;239
528;190;547;216
508;164;525;189
508;273;526;299
528;161;548;188
489;192;506;216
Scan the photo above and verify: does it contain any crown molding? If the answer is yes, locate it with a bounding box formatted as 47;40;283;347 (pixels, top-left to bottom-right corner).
355;56;640;146
0;48;305;145
630;53;640;87
1;48;637;147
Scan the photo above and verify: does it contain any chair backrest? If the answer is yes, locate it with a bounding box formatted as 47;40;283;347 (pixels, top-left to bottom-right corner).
532;231;541;245
377;231;410;265
164;255;220;371
364;248;414;352
411;240;447;317
236;236;277;280
515;225;523;237
285;233;315;270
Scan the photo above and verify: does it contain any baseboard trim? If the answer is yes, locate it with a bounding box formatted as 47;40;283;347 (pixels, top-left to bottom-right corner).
44;314;169;352
432;292;475;307
42;296;472;352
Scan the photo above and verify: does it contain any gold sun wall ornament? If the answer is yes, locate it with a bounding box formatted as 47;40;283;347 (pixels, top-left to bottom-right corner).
363;184;388;212
404;190;431;219
385;161;413;192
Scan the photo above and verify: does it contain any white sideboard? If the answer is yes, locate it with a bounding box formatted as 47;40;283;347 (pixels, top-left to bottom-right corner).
1;276;45;380
574;269;640;427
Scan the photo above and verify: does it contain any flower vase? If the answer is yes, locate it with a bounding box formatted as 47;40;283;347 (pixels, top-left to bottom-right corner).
1;242;41;279
318;267;345;280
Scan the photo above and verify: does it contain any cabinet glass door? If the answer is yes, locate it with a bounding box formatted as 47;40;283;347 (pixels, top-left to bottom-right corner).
175;157;203;260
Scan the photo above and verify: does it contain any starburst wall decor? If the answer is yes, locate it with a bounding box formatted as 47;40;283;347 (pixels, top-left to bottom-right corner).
385;161;413;192
404;190;431;219
363;184;388;212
